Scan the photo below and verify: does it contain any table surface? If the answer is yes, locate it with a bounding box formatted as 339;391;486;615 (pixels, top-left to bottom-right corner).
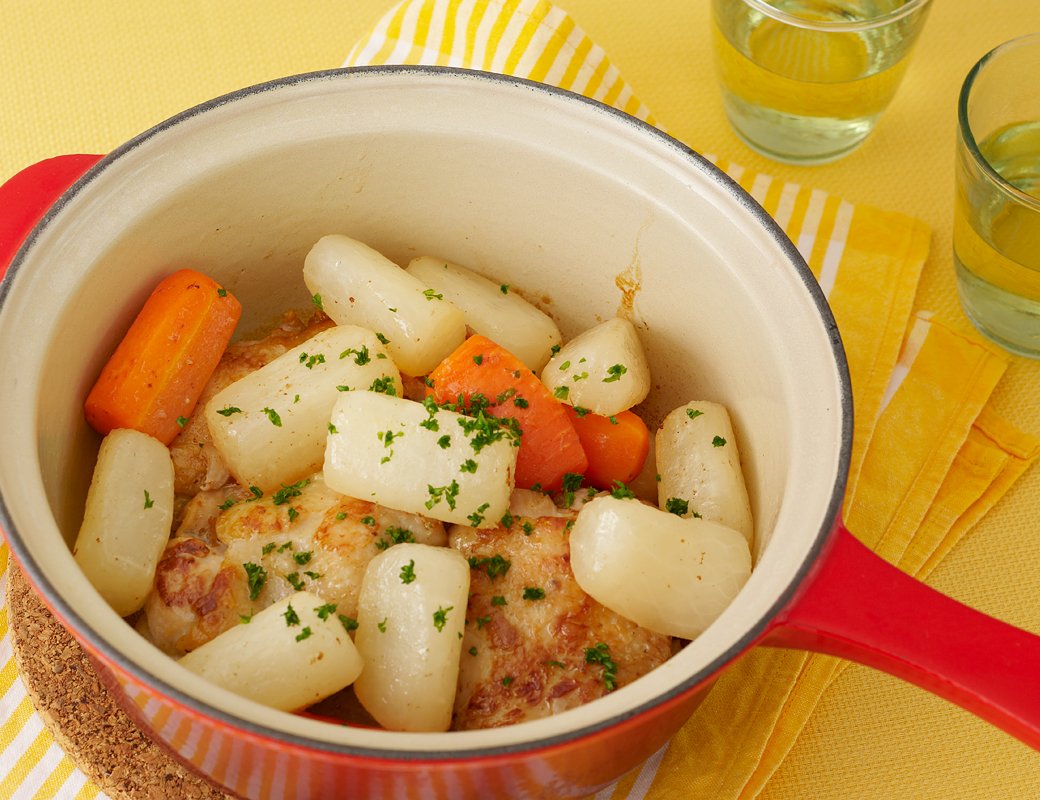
2;1;1039;798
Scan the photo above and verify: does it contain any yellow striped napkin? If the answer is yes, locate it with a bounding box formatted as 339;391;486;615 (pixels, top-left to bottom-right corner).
0;2;1036;799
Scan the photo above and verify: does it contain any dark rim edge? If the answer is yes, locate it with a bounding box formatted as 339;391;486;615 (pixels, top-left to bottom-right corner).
0;64;853;762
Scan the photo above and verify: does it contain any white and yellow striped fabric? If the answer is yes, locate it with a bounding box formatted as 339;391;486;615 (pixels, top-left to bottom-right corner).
1;1;1037;798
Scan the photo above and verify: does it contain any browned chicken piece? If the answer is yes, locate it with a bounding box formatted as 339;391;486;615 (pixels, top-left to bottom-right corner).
450;515;672;730
169;309;335;496
144;475;446;656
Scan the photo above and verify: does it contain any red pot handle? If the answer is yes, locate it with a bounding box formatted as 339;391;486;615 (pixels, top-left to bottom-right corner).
0;154;104;277
766;522;1040;748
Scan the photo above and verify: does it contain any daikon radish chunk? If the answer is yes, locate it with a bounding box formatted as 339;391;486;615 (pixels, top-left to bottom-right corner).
352;544;470;731
406;256;562;371
304;235;467;376
205;325;400;491
569;496;751;639
178;591;363;711
656;402;753;546
73;429;174;617
539;318;650;416
323;391;518;526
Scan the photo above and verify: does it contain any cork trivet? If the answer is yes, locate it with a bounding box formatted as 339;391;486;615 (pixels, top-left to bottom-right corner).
7;562;231;800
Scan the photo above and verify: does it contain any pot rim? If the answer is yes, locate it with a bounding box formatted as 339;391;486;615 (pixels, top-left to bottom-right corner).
0;64;853;760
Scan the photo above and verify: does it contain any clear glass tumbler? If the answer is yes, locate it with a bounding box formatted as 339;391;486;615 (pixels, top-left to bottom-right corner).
712;0;932;164
954;33;1040;358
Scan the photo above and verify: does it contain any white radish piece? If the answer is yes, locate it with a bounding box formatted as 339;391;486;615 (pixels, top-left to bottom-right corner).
569;496;751;640
352;544;470;731
656;401;753;545
539;318;650;416
73;429;174;617
406;256;562;371
205;325;400;491
178;591;362;711
304;235;467;376
323;391;518;527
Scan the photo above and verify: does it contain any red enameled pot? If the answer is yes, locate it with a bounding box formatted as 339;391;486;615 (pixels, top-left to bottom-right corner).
0;68;1038;799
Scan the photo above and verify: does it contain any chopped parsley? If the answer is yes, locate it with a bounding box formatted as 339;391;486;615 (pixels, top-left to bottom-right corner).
561;472;584;507
339;614;359;633
550;344;562;355
217;287;228;298
469;646;478;656
400;559;417;584
377;617;388;633
336;385;351;392
272;479;309;506
553;385;569;400
472;354;484;366
467;502;490;527
501;676;514;686
335;511;348;521
603;364;627;382
425;480;460;511
513;397;529;409
665;497;689;516
608;415;618;425
572;406;591;418
249;486;264;500
433;605;453;632
314;603;337;620
262;407;282;427
523;587;546;601
422;288;443;301
585;642;618;692
460;459;478;474
456;409;522;454
545;659;566;669
424;377;435;388
284;572;306;591
295;627;313;642
304;570;322;580
712;435;728;447
361;515;376;526
491;595;507;606
277;540;293;552
311;292;323;310
238;614;252;624
143;490;154;510
244;563;267;600
559;360;571;371
419;417;440;432
500;511;514;529
610;480;637;500
328;422;338;434
218;497;238;512
686;408;704;420
376;526;416;550
376;332;390;345
176;416;189;428
282;602;300;627
475;615;492;629
500;283;509;294
340;345;371;365
287;507;299;523
436;434;452;449
468;553;511;580
261;542;277;556
293;551;312;565
521;521;535;535
369;376;397;396
303;353;325;369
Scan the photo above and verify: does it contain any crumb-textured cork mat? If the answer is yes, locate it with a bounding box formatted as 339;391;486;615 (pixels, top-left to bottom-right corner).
7;562;231;800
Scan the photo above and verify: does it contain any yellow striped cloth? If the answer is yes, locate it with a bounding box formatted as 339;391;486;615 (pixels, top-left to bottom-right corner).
1;1;1036;799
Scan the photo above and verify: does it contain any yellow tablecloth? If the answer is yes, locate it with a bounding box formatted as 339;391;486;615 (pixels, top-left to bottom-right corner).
1;1;1038;798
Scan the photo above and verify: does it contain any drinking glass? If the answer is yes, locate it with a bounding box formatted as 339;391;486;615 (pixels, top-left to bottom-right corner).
954;33;1040;358
712;0;932;164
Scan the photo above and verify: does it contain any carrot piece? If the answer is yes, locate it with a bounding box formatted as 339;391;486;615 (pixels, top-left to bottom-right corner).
565;407;650;490
427;335;587;492
84;269;242;445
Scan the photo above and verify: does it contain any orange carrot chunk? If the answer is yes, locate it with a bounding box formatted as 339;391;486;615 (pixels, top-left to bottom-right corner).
426;335;587;492
84;269;242;445
565;407;650;490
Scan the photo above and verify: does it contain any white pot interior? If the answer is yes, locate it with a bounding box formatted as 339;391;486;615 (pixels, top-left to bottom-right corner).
0;68;849;754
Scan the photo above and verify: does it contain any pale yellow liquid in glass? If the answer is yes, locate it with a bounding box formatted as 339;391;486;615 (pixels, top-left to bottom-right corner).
714;0;919;163
954;121;1040;356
